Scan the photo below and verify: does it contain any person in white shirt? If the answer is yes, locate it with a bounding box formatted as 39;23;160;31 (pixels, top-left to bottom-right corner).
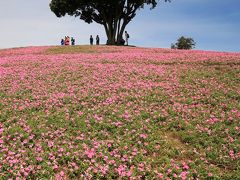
125;31;129;46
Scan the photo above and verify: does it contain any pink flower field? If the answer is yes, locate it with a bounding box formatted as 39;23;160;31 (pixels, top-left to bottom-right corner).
0;45;240;179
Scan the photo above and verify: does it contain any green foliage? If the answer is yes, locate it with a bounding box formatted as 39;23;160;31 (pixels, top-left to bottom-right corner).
49;0;171;45
173;36;196;50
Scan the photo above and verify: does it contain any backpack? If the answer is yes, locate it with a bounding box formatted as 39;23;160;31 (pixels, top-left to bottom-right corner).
127;34;130;38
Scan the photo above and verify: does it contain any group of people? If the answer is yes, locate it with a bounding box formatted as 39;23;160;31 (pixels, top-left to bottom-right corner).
61;36;75;46
90;35;100;45
90;31;129;45
60;31;130;46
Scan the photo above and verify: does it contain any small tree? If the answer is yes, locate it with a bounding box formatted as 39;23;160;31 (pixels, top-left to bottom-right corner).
174;36;196;50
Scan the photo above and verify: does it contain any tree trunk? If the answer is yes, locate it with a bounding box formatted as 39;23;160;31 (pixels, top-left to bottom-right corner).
105;21;115;45
116;19;121;43
104;19;128;45
117;20;127;45
107;33;116;45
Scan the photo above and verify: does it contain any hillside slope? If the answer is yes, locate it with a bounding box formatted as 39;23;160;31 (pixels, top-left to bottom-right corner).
0;46;240;179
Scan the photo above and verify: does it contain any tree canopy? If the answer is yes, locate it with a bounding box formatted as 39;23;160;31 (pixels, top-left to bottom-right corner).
172;36;196;50
50;0;170;45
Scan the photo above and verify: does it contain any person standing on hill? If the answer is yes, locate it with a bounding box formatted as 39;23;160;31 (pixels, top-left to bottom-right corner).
64;36;67;45
65;36;70;45
61;39;64;45
71;37;75;45
90;35;94;45
96;35;100;45
125;31;129;46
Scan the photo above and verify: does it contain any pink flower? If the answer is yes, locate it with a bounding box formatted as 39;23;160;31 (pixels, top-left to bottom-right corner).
93;114;103;121
116;165;126;177
139;134;148;139
55;170;67;180
157;173;164;179
208;173;213;177
53;164;58;170
36;157;43;162
48;141;54;148
60;171;65;177
85;148;96;159
183;164;189;170
78;111;84;116
127;170;132;177
180;171;189;180
182;162;189;170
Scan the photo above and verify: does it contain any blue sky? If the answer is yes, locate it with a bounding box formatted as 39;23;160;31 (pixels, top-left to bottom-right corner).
0;0;239;52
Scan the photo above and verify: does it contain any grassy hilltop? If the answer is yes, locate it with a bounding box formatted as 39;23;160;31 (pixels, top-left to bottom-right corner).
0;45;240;179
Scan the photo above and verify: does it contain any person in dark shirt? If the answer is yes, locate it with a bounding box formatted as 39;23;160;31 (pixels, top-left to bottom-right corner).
61;39;64;46
71;37;75;45
90;35;94;45
96;35;100;45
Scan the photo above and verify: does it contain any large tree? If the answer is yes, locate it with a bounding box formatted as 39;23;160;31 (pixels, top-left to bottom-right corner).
50;0;170;45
